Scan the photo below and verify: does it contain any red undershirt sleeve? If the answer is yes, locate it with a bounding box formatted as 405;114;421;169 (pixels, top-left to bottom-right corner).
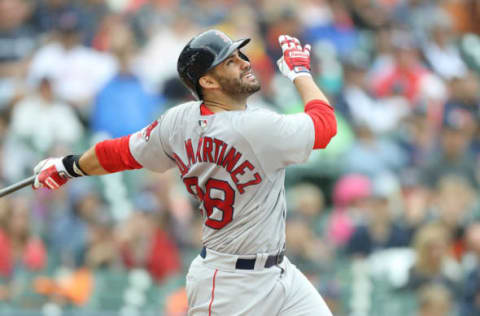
304;99;337;149
95;135;143;173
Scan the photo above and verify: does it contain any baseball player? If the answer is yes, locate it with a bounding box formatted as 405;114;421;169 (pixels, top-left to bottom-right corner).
33;30;336;315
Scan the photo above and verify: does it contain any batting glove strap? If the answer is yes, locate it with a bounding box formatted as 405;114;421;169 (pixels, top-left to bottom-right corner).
277;35;312;82
62;155;88;177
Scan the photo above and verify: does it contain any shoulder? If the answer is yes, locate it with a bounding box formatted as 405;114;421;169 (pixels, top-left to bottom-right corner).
155;101;201;135
162;101;201;121
232;105;311;134
231;106;281;127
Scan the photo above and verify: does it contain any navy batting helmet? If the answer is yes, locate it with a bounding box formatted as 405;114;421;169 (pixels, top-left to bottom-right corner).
177;29;250;100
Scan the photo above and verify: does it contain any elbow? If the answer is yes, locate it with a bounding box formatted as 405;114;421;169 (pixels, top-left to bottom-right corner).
330;117;338;139
326;116;338;145
306;102;337;149
315;115;337;149
318;134;335;149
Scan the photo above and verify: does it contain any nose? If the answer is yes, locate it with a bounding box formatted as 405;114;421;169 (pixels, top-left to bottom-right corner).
239;56;250;70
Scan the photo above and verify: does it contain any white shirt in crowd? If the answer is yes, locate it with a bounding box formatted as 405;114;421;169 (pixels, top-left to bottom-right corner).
27;43;117;106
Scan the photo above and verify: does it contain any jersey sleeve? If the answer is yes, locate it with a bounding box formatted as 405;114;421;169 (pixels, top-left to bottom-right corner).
129;115;176;173
233;108;315;174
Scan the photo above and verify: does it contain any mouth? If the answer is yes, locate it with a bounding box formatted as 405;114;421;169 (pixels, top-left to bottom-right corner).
242;71;256;81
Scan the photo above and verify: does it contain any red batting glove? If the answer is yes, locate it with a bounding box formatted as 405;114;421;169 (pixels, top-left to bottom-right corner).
33;158;71;190
276;35;312;82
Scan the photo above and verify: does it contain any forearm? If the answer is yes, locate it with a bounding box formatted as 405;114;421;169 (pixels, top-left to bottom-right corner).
72;135;143;176
78;146;110;175
294;76;330;106
34;135;143;190
295;77;336;149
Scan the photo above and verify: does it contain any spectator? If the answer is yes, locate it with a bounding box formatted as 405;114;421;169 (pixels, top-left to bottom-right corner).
2;76;83;182
27;11;116;116
85;212;117;269
347;0;391;30
286;216;325;279
75;0;110;46
397;106;438;167
327;173;371;246
404;222;461;294
0;0;37;109
433;174;478;260
29;0;82;35
342;122;408;177
442;72;480;135
288;182;335;269
135;12;198;93
393;0;439;42
129;0;181;46
47;180;103;269
400;169;431;231
0;196;46;279
461;222;480;316
303;1;359;58
338;51;409;135
117;192;181;283
9;77;84;154
420;109;478;189
417;283;453;316
289;183;327;234
371;30;442;106
422;10;468;80
346;173;412;256
368;25;395;80
91;19;161;138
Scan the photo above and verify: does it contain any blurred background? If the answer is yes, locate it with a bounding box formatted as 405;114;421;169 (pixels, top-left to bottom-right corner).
1;0;480;315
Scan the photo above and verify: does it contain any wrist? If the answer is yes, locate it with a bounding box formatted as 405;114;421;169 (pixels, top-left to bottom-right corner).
291;72;312;82
62;155;88;177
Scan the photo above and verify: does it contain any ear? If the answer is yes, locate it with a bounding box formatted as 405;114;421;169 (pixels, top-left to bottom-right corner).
198;75;220;91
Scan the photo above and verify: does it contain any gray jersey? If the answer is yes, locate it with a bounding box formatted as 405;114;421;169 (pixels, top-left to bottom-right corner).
129;101;314;255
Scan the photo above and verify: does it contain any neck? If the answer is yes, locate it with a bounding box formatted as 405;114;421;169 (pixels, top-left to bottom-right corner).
203;94;247;113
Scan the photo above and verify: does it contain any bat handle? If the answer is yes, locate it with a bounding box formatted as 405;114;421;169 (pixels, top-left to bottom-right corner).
0;175;36;198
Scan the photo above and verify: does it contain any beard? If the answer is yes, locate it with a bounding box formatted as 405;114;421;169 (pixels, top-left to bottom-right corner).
215;71;261;97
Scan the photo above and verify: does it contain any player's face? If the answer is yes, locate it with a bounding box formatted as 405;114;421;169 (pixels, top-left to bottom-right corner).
212;51;261;97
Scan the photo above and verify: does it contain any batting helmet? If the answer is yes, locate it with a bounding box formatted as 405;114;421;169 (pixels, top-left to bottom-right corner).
177;29;250;100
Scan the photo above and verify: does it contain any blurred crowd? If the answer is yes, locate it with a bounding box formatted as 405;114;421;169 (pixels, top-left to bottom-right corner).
1;0;480;315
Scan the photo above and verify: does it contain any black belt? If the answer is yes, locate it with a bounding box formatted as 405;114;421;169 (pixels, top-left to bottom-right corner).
200;247;285;270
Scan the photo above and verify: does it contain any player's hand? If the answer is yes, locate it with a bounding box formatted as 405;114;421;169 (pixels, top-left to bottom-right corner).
276;35;312;82
33;157;72;190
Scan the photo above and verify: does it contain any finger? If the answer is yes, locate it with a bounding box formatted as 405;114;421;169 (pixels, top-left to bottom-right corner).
284;35;297;49
276;57;284;69
33;159;48;174
290;37;302;50
33;176;42;190
304;44;311;55
285;35;294;42
45;177;60;190
279;35;289;51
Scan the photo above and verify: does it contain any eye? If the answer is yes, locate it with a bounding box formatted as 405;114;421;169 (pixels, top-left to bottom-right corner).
227;59;234;65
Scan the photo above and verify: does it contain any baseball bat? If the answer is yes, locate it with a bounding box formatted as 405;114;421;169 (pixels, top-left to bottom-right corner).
0;175;36;198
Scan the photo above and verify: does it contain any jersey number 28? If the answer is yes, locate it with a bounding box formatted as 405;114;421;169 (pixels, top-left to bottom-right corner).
183;177;235;229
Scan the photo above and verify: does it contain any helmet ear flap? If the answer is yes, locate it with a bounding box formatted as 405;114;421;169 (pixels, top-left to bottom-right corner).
239;51;249;62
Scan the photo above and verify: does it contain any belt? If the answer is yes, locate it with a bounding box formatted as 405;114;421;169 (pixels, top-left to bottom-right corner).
200;247;284;270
